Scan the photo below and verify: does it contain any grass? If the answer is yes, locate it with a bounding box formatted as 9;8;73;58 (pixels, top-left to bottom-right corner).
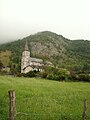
0;76;90;120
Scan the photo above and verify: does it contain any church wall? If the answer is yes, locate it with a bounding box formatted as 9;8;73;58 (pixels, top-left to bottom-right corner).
21;66;33;73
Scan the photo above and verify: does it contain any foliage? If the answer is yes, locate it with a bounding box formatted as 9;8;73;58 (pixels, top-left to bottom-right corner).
0;60;4;70
41;66;69;81
0;50;11;67
68;72;90;82
0;70;8;75
40;66;90;82
77;74;90;82
23;71;37;77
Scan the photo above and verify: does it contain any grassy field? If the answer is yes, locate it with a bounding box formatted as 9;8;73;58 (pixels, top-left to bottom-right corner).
0;76;90;120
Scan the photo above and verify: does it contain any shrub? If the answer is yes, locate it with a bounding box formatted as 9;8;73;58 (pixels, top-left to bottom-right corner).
22;71;37;77
78;74;90;82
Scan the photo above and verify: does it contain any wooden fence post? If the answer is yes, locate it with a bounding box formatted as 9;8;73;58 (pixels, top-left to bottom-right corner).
8;90;15;120
82;98;87;120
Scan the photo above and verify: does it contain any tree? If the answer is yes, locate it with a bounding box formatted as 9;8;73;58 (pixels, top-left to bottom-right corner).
0;60;4;70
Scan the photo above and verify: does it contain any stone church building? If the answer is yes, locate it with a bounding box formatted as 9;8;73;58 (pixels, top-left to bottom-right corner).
21;41;44;73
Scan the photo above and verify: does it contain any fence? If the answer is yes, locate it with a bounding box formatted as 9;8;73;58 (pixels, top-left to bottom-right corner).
8;90;87;120
8;91;15;120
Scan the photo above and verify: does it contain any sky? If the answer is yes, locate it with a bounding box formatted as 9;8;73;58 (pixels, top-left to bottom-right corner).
0;0;90;43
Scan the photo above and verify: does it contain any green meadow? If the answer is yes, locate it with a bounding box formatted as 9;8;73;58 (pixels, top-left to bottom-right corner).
0;76;90;120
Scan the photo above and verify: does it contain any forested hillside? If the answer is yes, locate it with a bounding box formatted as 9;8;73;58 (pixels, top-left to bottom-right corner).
0;31;90;72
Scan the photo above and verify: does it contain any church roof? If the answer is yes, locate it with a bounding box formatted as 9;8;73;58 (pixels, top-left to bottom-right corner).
30;57;43;63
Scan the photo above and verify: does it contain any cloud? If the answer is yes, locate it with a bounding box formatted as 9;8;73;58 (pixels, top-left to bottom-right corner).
0;0;90;43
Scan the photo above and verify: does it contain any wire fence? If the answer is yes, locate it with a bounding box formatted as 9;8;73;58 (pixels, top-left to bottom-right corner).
8;90;87;120
0;90;87;120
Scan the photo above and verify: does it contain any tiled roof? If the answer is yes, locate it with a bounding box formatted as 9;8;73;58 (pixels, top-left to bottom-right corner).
30;57;43;63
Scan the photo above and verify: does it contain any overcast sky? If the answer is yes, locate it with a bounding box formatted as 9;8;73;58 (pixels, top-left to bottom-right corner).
0;0;90;43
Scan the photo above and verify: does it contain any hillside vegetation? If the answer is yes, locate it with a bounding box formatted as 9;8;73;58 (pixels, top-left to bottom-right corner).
0;76;90;120
0;31;90;70
0;50;11;66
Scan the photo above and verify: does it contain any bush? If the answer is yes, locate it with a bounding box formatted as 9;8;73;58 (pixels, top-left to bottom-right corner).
26;71;36;77
69;72;90;82
78;74;90;82
0;70;8;75
43;66;69;81
47;73;54;80
41;72;47;78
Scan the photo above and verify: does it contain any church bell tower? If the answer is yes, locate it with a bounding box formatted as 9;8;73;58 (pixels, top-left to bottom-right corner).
21;40;30;73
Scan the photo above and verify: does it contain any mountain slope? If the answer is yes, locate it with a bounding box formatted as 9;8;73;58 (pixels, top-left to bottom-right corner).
0;31;90;69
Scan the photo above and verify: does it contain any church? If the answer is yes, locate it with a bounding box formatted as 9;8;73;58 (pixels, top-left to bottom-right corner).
21;41;44;73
